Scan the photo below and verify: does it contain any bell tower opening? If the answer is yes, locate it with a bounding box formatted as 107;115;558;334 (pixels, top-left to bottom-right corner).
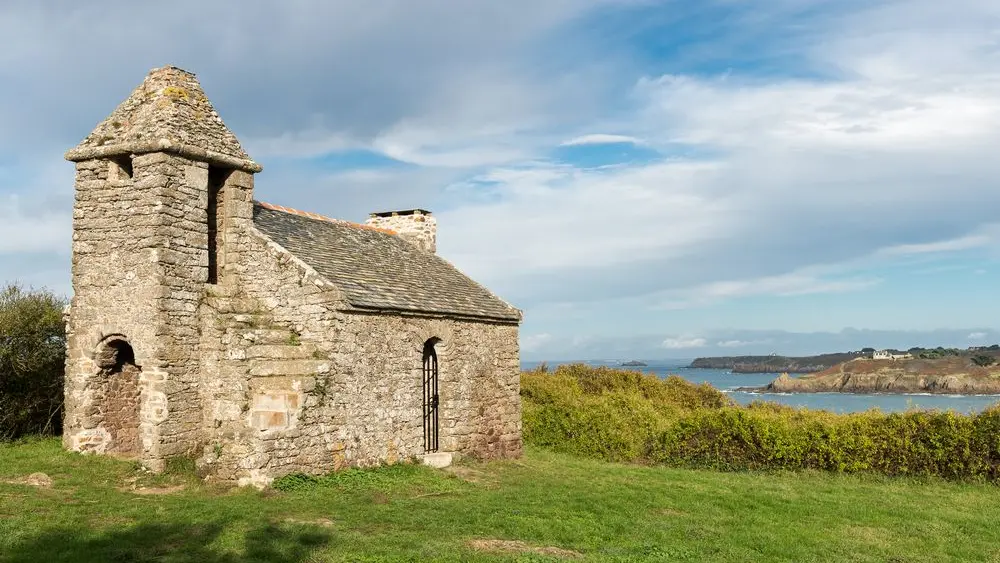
110;155;133;181
207;166;231;284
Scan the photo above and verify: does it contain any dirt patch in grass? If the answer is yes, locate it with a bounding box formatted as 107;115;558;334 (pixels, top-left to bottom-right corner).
282;517;335;528
4;472;53;488
120;471;198;495
467;539;583;559
121;484;186;495
444;465;498;487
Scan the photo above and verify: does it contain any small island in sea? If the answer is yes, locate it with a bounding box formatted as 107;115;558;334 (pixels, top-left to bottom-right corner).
718;346;1000;395
621;360;648;367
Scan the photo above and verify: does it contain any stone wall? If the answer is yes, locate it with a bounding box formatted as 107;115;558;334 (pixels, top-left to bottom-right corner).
195;210;521;486
64;152;211;469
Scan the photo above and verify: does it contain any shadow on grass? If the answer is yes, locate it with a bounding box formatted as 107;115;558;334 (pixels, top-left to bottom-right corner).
3;520;331;563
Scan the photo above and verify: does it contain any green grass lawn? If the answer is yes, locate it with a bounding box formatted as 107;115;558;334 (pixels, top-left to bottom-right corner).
2;439;1000;562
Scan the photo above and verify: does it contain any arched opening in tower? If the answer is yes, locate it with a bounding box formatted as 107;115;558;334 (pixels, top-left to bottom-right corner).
94;338;142;456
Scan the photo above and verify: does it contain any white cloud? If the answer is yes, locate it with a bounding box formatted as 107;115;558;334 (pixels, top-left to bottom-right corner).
698;274;880;299
661;336;707;349
0;160;72;256
521;333;553;352
878;234;994;256
439;159;731;282
242;128;360;159
717;339;771;348
0;212;69;254
649;270;881;310
560;134;644;146
969;332;988;340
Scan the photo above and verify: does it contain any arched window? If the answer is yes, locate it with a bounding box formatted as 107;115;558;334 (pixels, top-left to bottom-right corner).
99;339;136;373
422;338;440;453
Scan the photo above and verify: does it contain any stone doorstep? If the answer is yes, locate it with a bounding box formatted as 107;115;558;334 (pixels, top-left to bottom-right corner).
419;452;453;469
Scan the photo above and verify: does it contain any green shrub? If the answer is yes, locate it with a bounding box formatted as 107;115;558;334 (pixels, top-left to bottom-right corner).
521;364;1000;480
918;347;962;359
650;407;997;477
521;364;730;412
0;284;67;440
972;354;996;367
521;364;731;462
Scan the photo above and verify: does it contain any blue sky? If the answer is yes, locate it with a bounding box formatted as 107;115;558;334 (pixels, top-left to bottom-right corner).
2;0;1000;360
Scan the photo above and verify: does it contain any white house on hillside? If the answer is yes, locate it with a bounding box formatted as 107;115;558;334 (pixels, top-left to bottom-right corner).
873;350;913;361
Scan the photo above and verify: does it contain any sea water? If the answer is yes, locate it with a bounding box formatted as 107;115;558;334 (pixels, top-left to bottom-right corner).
521;359;1000;414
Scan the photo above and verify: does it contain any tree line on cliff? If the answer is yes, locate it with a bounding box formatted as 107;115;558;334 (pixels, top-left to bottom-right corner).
689;352;863;373
692;346;1000;374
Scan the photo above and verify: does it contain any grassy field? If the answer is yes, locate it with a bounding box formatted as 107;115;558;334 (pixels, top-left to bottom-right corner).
1;439;1000;562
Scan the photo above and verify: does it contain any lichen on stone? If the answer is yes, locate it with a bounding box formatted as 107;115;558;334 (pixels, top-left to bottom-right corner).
162;86;189;100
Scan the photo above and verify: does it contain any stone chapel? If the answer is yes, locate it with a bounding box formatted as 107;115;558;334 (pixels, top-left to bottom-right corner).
62;66;523;486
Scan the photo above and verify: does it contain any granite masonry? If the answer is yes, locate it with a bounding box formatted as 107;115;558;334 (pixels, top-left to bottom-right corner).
62;66;523;486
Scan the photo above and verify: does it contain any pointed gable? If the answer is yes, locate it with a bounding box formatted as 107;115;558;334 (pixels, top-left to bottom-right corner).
65;65;260;173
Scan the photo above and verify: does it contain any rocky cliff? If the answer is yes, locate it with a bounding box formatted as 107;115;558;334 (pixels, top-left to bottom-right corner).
763;358;1000;394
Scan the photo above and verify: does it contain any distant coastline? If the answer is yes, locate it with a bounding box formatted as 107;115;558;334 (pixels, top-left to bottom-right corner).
751;356;1000;395
694;346;1000;395
689;353;863;374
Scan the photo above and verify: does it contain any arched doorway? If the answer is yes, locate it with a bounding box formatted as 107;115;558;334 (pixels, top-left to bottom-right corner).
94;337;142;456
422;338;440;453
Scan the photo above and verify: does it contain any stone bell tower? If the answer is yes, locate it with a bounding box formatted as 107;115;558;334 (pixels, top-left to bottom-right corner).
62;66;261;470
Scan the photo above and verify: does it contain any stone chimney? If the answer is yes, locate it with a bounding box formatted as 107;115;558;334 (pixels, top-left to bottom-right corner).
366;209;437;253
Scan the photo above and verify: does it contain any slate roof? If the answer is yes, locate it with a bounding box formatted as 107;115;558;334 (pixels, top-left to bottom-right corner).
65;66;260;173
253;202;522;323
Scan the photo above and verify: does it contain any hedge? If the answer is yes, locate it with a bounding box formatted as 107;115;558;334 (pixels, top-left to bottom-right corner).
521;363;1000;480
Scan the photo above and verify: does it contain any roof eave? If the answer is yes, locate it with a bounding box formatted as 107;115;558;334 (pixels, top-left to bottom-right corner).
345;304;522;325
65;138;262;173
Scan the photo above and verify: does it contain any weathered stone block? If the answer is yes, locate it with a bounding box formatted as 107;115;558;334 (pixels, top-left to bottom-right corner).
248;359;330;377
